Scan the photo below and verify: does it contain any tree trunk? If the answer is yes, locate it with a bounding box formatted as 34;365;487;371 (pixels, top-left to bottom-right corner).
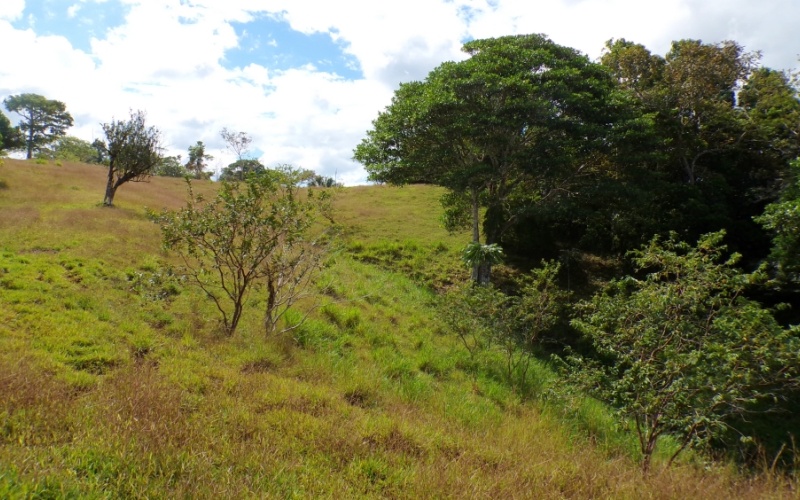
264;278;277;334
468;187;492;285
26;126;33;159
471;263;491;285
103;166;117;206
471;187;480;244
228;301;243;336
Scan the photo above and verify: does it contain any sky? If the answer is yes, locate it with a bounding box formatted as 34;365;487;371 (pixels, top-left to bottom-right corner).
1;0;798;184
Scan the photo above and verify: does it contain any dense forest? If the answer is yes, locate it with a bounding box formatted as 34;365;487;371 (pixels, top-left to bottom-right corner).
1;32;800;493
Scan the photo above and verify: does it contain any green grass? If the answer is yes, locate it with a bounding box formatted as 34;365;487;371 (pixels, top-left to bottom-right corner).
0;159;796;498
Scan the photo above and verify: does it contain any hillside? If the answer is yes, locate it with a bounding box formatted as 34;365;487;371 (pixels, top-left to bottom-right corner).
0;159;795;498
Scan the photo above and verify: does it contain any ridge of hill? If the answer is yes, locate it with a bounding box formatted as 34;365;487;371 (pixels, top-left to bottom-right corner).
0;159;794;498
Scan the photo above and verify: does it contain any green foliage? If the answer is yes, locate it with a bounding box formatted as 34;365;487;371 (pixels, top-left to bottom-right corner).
755;158;800;285
0;159;798;495
185;140;213;179
153;155;189;178
442;261;569;391
3;93;73;159
0;109;23;152
38;135;99;163
218;159;265;181
155;167;335;335
307;174;343;188
90;138;107;164
740;68;800;165
100;109;163;206
461;242;504;284
569;231;800;471
597;38;795;260
355;33;623;254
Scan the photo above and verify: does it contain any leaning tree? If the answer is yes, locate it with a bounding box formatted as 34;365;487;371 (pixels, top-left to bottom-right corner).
100;110;162;206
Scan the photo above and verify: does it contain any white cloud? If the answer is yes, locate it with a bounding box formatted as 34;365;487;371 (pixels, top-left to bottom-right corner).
0;0;24;21
67;4;82;18
263;0;469;85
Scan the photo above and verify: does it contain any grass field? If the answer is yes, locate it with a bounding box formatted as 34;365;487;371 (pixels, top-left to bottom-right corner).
0;159;797;498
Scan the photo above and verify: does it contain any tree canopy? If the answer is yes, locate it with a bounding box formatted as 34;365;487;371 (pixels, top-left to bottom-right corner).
219;159;266;181
41;136;101;163
185;140;213;179
100;110;163;206
0;110;23;152
156;167;335;335
354;33;627;281
3;93;73;159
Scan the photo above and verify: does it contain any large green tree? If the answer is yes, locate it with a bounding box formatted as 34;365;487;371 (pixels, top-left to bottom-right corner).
597;39;795;258
354;34;623;280
100;110;163;206
3;93;73;159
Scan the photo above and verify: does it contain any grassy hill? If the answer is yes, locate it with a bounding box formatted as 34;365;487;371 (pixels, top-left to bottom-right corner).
0;159;795;498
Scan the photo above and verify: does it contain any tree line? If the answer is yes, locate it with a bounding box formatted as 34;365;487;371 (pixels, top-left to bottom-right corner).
0;95;342;205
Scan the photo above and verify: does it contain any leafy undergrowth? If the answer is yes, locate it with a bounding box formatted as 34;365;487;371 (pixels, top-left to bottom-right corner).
0;159;796;498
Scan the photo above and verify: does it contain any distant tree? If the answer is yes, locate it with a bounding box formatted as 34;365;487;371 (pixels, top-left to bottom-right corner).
220;127;252;161
91;138;108;165
154;155;189;178
42;136;99;163
219;159;265;181
569;231;800;472
100;110;163;206
3;93;73;159
307;174;342;188
185;141;213;179
0;110;23;152
156;167;335;335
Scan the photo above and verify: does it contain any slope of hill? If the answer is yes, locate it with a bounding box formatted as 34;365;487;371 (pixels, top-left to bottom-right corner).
0;159;794;498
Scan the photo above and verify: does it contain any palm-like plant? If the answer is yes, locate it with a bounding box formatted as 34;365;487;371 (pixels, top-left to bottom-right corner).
462;242;504;284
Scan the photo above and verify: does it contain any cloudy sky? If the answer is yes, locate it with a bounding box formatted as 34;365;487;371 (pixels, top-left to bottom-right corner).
1;0;798;184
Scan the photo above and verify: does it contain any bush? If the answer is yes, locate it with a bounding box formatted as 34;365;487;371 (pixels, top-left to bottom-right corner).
155;167;337;335
569;231;800;471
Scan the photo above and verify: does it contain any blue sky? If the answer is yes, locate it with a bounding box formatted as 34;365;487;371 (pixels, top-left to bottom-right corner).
1;0;798;184
224;15;362;80
12;0;129;53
